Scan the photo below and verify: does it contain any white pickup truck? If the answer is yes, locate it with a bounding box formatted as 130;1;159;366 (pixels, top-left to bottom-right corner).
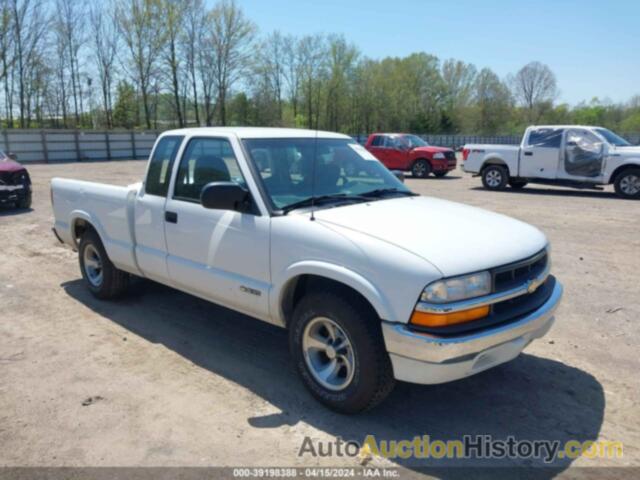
52;127;562;413
462;125;640;198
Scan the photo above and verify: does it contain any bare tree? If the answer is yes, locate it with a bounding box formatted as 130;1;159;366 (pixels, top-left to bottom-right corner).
11;0;48;128
54;0;86;126
89;3;118;128
298;34;326;129
116;0;164;129
510;61;557;121
281;33;301;121
208;0;256;125
181;0;205;126
257;30;287;124
159;0;185;127
0;0;16;126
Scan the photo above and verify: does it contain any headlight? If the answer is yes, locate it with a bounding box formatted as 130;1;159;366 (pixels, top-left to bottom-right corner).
433;153;445;159
421;271;491;304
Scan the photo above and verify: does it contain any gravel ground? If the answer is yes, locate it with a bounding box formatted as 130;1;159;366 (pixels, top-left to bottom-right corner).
0;160;638;476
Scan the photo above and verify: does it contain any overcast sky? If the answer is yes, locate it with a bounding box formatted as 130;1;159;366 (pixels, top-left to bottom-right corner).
236;0;640;106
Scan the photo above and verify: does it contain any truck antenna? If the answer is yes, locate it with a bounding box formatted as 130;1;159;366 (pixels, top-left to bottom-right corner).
310;126;318;221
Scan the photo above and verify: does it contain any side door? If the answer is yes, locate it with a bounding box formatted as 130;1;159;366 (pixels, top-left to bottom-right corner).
134;135;184;283
558;129;605;181
367;135;388;163
382;136;407;169
518;128;563;179
163;136;271;320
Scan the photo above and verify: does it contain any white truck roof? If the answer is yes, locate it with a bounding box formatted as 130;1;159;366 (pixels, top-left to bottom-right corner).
160;127;351;140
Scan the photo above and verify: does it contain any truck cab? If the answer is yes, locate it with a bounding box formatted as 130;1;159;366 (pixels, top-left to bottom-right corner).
365;133;457;178
462;126;640;198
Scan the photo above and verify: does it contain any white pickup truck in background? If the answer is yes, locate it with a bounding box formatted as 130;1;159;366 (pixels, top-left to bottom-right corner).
51;127;562;413
462;125;640;198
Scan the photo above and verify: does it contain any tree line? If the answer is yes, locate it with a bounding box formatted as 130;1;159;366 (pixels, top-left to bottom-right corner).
1;0;640;135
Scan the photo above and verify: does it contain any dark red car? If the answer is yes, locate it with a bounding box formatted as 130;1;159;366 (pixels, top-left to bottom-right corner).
0;151;32;209
365;133;457;178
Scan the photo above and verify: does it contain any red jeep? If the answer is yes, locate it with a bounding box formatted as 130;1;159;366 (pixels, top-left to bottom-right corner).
365;133;457;178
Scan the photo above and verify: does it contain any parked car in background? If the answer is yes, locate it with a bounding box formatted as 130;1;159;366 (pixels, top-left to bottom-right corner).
462;125;640;199
51;127;562;413
0;151;32;209
365;133;457;178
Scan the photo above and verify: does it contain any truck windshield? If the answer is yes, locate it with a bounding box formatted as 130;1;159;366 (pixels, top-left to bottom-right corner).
594;128;631;147
242;138;412;211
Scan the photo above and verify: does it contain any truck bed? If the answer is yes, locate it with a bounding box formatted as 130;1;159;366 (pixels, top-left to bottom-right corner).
51;178;141;274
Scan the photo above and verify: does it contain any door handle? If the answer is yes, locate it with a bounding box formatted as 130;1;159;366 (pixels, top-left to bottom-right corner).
524;151;533;156
165;211;178;223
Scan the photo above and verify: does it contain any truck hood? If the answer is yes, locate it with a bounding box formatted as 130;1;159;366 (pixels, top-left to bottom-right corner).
412;146;452;154
0;159;25;173
313;196;547;277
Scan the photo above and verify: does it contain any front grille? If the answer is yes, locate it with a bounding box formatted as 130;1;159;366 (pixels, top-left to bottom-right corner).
0;171;12;185
493;250;548;292
444;151;456;161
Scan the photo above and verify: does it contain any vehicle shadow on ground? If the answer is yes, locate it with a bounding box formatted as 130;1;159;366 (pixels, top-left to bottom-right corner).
0;206;33;216
469;186;622;200
62;279;604;478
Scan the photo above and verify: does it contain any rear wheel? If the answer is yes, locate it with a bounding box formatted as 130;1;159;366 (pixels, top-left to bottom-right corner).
614;168;640;199
411;159;430;178
482;165;508;190
79;229;129;299
289;291;395;413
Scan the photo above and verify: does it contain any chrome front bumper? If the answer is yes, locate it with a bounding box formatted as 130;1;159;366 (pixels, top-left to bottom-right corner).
382;280;563;384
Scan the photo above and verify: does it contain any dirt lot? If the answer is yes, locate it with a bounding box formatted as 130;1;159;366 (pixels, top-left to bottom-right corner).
1;160;638;475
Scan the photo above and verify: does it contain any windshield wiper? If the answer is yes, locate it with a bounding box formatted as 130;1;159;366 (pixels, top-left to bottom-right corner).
281;194;369;214
361;188;417;198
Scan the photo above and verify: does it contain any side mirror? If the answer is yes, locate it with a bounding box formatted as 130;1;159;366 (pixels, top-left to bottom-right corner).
201;182;250;212
7;152;17;161
391;170;405;183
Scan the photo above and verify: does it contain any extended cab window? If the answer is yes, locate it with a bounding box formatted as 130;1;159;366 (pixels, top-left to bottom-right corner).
527;129;563;148
174;137;246;203
370;135;383;147
145;136;184;196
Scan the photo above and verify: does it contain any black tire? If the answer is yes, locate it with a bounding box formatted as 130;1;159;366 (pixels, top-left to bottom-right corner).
17;192;32;209
481;164;508;190
434;171;448;178
411;159;431;178
289;291;395;414
78;229;129;299
614;168;640;199
509;180;528;190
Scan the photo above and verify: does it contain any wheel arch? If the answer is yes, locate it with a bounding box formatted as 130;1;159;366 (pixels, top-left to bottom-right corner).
481;157;508;171
69;211;104;249
609;163;640;184
274;263;394;328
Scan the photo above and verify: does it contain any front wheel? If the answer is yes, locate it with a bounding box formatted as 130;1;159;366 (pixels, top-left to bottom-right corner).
411;159;431;178
289;292;395;414
79;230;129;299
17;192;32;209
482;165;508;190
614;168;640;199
434;171;448;178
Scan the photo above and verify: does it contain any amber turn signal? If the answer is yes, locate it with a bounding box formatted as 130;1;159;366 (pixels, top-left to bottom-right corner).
410;305;490;328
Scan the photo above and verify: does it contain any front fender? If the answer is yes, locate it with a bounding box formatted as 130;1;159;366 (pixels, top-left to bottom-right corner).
271;260;396;326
